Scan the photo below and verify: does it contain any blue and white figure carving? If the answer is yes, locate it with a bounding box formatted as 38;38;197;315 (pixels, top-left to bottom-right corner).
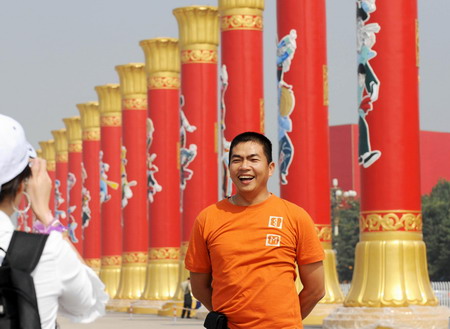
81;163;91;229
219;65;232;198
67;172;79;243
146;118;162;203
357;0;381;168
54;179;66;221
277;29;297;185
99;150;118;204
179;95;197;191
120;146;137;209
179;95;197;212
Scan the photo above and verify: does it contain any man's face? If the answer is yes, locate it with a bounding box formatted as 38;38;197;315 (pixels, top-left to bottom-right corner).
229;141;274;196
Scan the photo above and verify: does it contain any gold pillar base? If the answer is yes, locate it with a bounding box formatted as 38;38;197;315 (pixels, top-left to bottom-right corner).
322;245;345;303
140;258;180;300
85;258;101;275
172;243;189;301
129;300;166;314
346;235;437;307
303;303;343;326
322;306;450;329
296;246;344;326
99;260;121;298
112;255;147;307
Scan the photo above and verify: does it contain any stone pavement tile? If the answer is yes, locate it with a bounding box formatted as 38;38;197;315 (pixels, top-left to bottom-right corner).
58;312;203;329
58;312;322;328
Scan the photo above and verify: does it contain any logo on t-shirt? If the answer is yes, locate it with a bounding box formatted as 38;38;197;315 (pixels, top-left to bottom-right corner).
268;216;283;229
266;234;281;247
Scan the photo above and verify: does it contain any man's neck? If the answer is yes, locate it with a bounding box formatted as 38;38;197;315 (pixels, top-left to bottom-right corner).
231;190;271;207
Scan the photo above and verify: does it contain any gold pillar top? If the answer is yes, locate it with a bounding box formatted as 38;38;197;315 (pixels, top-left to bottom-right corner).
95;84;121;115
115;63;146;97
219;0;264;12
173;6;219;49
63;116;82;143
38;140;55;162
140;38;180;76
51;129;68;154
36;149;42;158
77;102;100;130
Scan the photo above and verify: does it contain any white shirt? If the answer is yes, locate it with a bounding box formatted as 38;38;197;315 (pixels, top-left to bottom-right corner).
181;280;191;295
0;210;108;329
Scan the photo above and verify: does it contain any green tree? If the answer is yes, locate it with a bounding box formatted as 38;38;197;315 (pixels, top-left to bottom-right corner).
332;198;360;283
422;179;450;281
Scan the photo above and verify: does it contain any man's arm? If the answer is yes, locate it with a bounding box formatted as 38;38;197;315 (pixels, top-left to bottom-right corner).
298;261;325;319
190;271;213;311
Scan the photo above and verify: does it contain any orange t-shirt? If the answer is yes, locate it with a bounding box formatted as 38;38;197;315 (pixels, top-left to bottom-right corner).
185;194;324;329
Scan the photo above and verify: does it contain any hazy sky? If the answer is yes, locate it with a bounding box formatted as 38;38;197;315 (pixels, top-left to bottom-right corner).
1;1;448;161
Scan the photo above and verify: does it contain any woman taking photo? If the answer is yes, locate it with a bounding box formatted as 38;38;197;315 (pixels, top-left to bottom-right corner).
0;114;108;329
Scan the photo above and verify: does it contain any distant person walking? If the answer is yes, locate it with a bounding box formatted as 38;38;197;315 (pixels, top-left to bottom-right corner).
180;277;192;318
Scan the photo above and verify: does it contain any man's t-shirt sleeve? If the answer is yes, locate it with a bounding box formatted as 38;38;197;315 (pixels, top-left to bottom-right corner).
296;208;325;265
185;215;212;273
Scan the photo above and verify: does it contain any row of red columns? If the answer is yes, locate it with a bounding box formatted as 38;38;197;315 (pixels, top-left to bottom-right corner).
32;0;437;324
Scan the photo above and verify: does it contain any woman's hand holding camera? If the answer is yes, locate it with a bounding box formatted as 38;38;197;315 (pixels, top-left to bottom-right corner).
27;158;53;226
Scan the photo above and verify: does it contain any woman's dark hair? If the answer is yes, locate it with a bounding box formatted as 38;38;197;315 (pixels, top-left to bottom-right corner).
0;165;32;203
229;131;273;164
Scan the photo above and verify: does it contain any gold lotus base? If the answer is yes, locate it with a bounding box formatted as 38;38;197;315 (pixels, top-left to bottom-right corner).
113;261;147;300
129;300;166;314
139;259;179;300
99;265;121;298
303;303;343;326
322;245;345;304
158;301;198;318
346;235;438;307
172;243;190;301
322;306;450;329
85;258;101;275
295;245;344;326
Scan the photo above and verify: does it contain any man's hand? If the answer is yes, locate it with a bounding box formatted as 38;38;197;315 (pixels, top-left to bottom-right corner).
190;272;213;311
298;261;325;319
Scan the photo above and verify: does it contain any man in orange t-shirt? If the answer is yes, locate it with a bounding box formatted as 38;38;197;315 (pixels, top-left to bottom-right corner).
185;132;325;329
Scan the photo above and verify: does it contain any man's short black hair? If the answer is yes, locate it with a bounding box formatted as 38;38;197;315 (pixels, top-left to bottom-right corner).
229;131;273;164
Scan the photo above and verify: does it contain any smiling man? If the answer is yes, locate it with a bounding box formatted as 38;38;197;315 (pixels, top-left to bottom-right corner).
185;132;325;329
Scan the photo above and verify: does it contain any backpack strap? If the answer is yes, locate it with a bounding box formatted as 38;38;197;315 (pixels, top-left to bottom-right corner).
3;231;49;273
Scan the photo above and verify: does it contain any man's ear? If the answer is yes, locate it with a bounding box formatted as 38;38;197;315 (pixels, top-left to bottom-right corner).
268;161;275;177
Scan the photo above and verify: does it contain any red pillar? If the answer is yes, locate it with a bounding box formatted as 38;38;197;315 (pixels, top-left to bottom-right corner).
51;129;68;226
113;64;148;306
276;1;342;310
344;0;437;309
173;5;219;287
63;116;84;255
77;102;101;273
137;38;181;305
219;0;265;198
39;140;56;216
95;84;123;298
277;0;330;215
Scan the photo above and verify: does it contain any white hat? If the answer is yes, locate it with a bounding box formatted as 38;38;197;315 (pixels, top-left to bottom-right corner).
0;114;36;191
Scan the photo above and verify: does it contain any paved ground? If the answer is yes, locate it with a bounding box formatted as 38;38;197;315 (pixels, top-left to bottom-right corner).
58;312;322;328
